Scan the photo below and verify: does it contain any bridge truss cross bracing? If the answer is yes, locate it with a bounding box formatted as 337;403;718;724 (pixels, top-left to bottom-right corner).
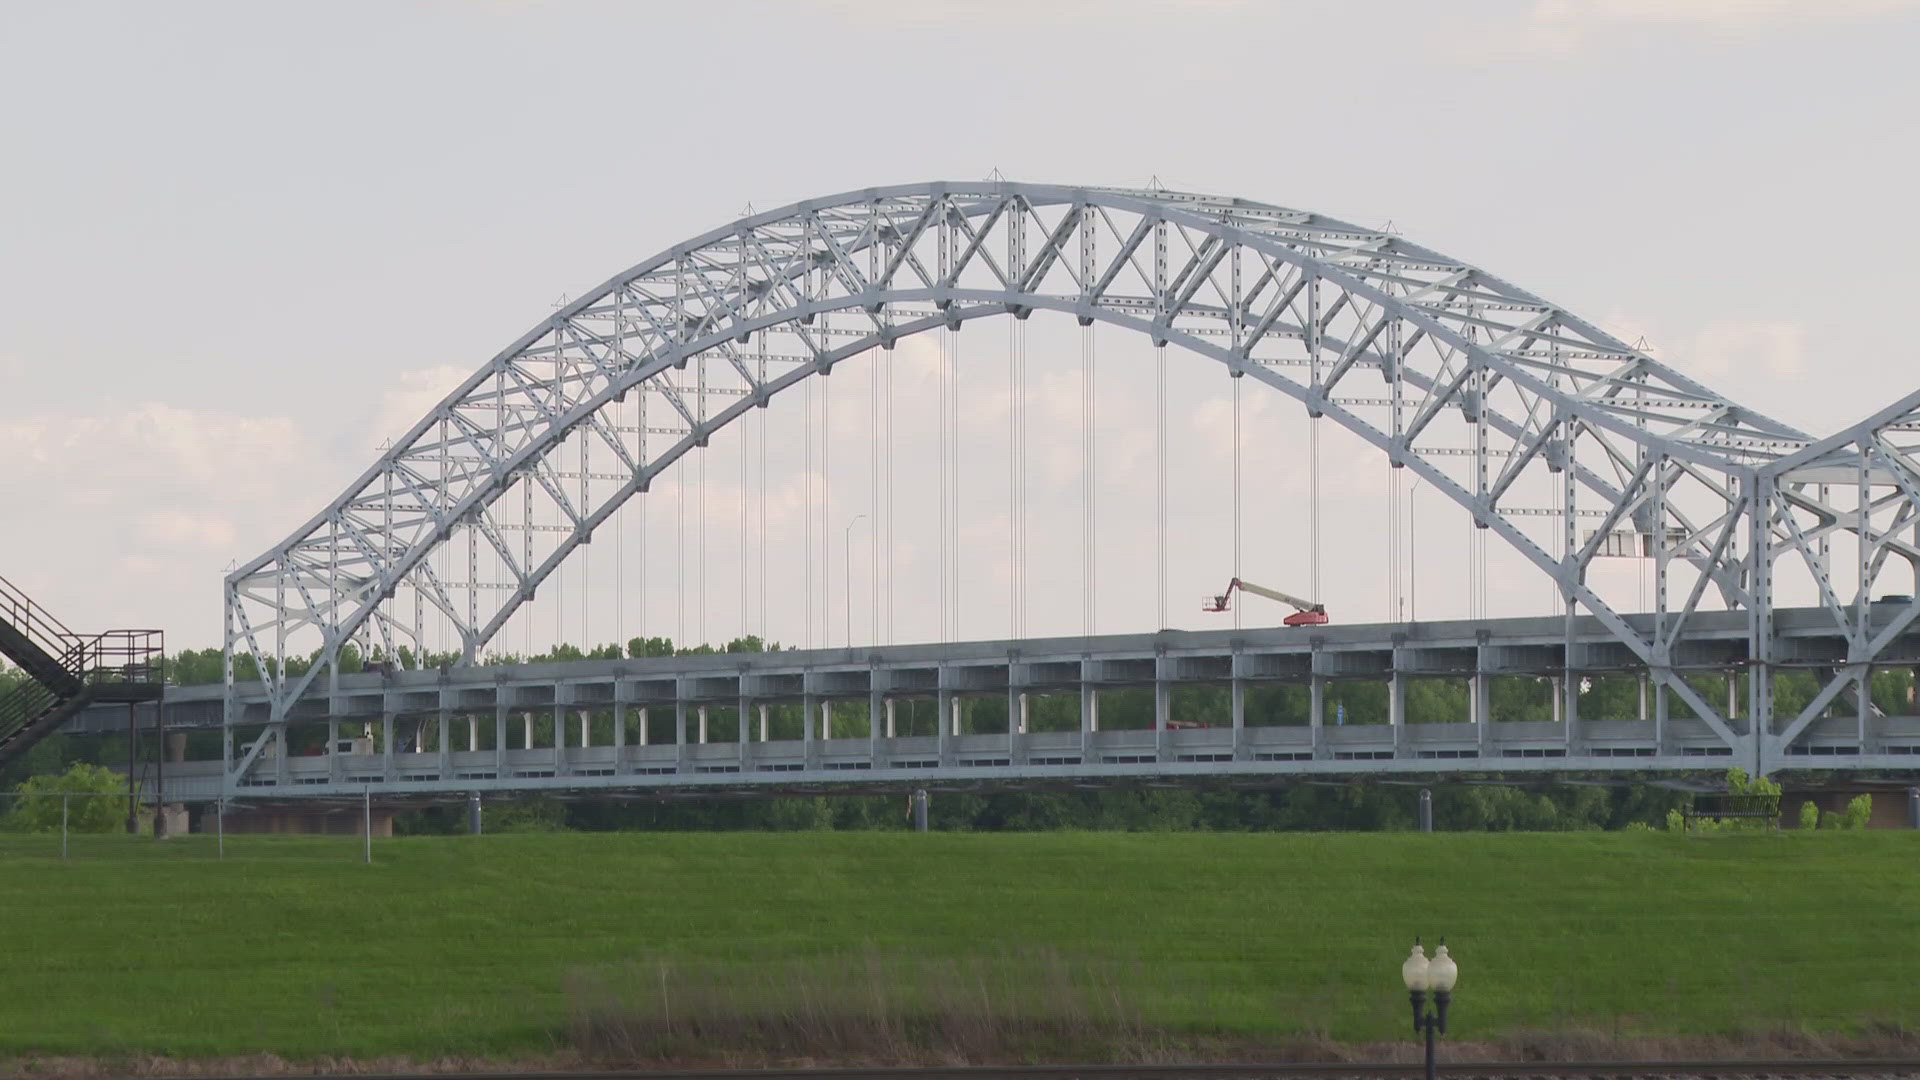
222;181;1920;792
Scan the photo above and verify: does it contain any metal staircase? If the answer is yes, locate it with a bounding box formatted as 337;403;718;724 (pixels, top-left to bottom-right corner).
0;574;162;769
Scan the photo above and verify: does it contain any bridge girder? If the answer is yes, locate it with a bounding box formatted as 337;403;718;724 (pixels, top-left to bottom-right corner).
223;182;1920;784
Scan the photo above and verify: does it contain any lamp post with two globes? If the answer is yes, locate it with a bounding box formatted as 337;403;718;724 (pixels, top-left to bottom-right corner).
1400;937;1459;1080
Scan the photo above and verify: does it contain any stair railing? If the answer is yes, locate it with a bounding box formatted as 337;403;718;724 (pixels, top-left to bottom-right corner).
0;679;58;745
0;573;84;680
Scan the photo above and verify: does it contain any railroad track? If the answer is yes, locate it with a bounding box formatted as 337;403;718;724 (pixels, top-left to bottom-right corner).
218;1061;1920;1080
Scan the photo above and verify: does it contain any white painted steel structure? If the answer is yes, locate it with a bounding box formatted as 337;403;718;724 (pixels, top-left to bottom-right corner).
112;607;1920;803
223;182;1920;794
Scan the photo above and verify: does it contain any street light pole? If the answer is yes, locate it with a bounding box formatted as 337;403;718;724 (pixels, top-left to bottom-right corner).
1401;937;1459;1080
844;514;867;648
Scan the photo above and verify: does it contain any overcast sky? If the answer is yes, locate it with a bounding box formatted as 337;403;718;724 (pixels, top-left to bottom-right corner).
4;0;1918;654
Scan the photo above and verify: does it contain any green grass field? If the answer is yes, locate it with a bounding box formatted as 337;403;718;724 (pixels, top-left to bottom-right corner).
2;829;1918;1062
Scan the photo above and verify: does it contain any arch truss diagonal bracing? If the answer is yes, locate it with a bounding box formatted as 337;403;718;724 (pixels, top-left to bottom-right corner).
222;181;1920;787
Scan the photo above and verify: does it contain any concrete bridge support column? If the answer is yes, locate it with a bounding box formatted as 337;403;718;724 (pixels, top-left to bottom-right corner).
936;678;953;764
327;717;340;781
1309;675;1325;758
1079;681;1099;748
1018;692;1030;735
579;710;590;749
1005;686;1023;763
1154;672;1170;760
522;712;534;751
611;700;625;771
674;695;688;769
740;693;755;769
381;713;395;780
1470;664;1490;754
758;704;769;742
1857;664;1872;745
1563;673;1579;752
802;690;817;767
636;706;649;746
154;730;187;839
698;705;709;744
1654;677;1669;752
551;701;565;773
1230;669;1246;761
884;698;897;737
1005;683;1019;744
1389;668;1406;756
494;702;507;774
468;715;480;753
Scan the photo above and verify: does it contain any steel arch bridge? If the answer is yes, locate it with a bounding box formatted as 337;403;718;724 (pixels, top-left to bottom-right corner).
222;181;1920;787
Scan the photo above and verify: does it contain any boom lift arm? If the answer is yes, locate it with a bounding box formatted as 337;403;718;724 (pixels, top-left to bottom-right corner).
1202;577;1330;626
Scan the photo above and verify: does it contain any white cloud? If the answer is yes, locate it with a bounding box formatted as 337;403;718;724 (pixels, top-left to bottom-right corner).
372;364;472;446
1684;320;1805;382
0;403;334;643
137;509;238;550
0;403;309;503
1595;313;1805;386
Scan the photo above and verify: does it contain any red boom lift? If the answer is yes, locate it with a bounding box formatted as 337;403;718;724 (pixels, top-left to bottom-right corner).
1202;577;1329;627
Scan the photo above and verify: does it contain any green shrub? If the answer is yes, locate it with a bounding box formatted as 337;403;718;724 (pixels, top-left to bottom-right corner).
2;763;126;833
1799;800;1820;831
1843;794;1873;830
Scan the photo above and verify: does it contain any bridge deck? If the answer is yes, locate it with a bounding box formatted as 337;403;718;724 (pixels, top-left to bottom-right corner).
76;608;1920;801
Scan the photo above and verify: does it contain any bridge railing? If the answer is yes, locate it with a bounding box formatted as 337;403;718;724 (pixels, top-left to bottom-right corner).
71;629;166;695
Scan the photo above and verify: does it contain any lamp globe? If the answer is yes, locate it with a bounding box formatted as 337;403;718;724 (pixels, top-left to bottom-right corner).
1401;941;1430;991
1428;942;1458;993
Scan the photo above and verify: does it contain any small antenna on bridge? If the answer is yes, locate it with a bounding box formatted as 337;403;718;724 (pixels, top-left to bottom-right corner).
552;293;570;310
1148;174;1168;192
1633;335;1655;353
739;201;755;217
986;167;1006;183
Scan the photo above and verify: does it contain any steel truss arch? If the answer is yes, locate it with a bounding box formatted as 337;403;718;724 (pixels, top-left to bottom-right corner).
225;181;1918;779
